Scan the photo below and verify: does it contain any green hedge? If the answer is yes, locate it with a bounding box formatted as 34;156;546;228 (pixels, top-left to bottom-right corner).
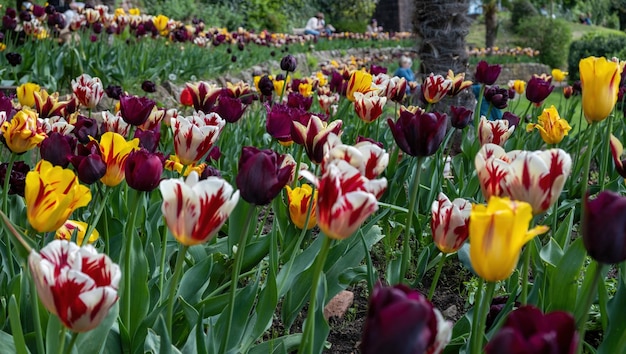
568;31;626;80
515;16;571;69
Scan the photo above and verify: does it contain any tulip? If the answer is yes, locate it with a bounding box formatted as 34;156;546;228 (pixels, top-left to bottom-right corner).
579;56;621;123
326;135;389;181
526;105;572;145
387;109;448;157
138;107;165;132
354;91;387;123
610;134;626;178
486;306;578;354
180;87;193;106
431;193;471;253
502;111;520;129
25;160;91;232
450;106;473;129
298;82;313;98
160;171;239;246
285;184;317;230
102;110;130;137
361;283;452;354
508;79;526;96
72;115;99;144
40;131;76;168
383;76;407;103
1;108;46;153
213;93;247;123
141;80;157;93
119;95;156;126
152;14;168;32
105;85;123;100
273;75;289;95
256;75;274;97
6;52;21;66
292;115;343;164
29;240;120;332
370;64;388;76
286;92;313;111
125;149;163;192
34;91;73;119
583;191;626;264
71;142;107;185
186;81;221;113
0;160;29;196
17;82;40;108
280;54;297;72
447;70;473;96
236;146;293;205
478;116;515;147
484;85;509;109
55;220;99;244
171;112;225;165
71;74;104;109
97;132;140;187
164;155;206;177
469;197;548;281
318;93;340;114
133;128;160;153
525;74;554;105
563;85;574;99
347;69;375;101
551;68;568;83
302;159;386;240
422;73;452;104
474;60;501;85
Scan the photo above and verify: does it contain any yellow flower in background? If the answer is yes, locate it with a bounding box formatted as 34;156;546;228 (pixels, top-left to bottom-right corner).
17;82;41;107
128;8;140;16
0;108;46;153
55;220;99;245
153;14;169;33
551;68;568;82
164;154;207;177
273;76;290;95
0;43;6;51
97;132;139;187
346;69;374;101
526;105;572;144
25;161;92;233
114;8;125;17
579;56;621;123
509;80;526;95
315;71;328;87
299;82;313;97
285;184;317;230
469;197;548;282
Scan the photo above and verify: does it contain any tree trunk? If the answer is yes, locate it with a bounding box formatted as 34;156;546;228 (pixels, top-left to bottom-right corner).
484;2;498;49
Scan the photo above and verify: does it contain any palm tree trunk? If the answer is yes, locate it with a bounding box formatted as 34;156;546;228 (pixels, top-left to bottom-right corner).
484;1;498;49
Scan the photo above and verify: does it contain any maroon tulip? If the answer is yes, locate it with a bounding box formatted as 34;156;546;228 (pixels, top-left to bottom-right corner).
124;149;164;192
265;103;310;143
286;92;313;111
40;132;77;168
213;93;247;123
329;70;347;95
72;115;99;144
280;54;297;72
361;283;451;354
526;75;554;105
474;60;502;85
486;306;578;354
0;161;29;196
484;85;509;109
370;64;388;76
133;128;160;153
5;52;21;66
119;95;156;126
450;106;473;129
200;166;221;179
141;80;157;93
71;142;107;185
502;111;520;129
105;85;123;100
257;75;274;97
387;110;448;157
583;191;626;264
235;146;292;205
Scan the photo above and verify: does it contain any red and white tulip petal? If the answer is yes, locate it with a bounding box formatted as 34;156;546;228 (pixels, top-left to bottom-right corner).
320;190;379;240
478;117;515;146
610;134;626;178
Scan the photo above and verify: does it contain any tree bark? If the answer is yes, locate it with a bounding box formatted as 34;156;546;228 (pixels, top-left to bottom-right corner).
484;2;498;49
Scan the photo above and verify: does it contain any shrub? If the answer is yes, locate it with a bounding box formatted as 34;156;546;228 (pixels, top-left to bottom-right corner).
515;16;571;69
568;31;626;80
510;0;539;30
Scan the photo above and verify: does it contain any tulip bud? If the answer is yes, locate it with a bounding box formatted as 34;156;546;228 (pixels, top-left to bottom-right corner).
280;54;297;72
105;85;124;100
5;52;21;66
474;60;501;85
236;146;292;205
119;95;156;126
525;75;554;105
583;191;626;264
450;105;473;129
40;132;77;168
125;148;163;191
387;109;448;157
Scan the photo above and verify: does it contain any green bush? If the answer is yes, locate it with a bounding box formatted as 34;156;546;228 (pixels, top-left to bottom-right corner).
568;31;626;80
510;0;539;30
515;16;571;69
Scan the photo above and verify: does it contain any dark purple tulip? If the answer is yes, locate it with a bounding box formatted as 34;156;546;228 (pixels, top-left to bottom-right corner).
119;95;156;126
286;92;312;111
206;146;222;163
486;306;578;354
92;22;103;34
6;8;16;18
361;284;442;354
474;60;501;85
572;81;582;96
450;105;473;129
40;132;77;168
71;143;106;185
45;5;56;15
258;75;274;97
48;12;65;29
134;128;160;153
173;27;190;42
484;85;509;109
213;93;247;123
105;85;123;100
5;52;21;66
135;24;146;36
89;35;97;43
583;191;626;264
200;165;221;179
266;103;309;142
32;5;45;18
125;149;163;191
0;92;14;117
502;111;520;129
18;11;31;22
526;75;554;104
280;54;297;72
370;64;388;76
2;16;17;31
387;110;448;157
329;70;347;95
236;146;292;205
0;161;29;196
73;115;99;144
141;80;157;93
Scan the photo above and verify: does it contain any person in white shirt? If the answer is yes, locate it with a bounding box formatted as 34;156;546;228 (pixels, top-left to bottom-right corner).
305;12;333;36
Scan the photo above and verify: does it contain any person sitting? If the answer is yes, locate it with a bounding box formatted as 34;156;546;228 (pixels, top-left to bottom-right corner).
366;19;382;34
305;12;333;36
393;56;415;94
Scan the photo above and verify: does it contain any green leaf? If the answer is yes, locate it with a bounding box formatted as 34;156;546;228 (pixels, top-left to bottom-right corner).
178;257;212;304
597;276;626;354
553;207;575;249
0;331;18;353
75;302;119;354
45;315;63;354
249;334;301;354
8;295;29;354
216;281;259;353
547;237;586;312
540;237;564;268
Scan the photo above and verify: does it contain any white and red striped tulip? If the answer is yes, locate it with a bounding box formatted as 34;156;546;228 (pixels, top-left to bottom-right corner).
291;115;343;164
71;74;104;109
160;171;239;246
475;143;515;201
422;74;452;104
171;111;225;165
431;193;471;253
327;136;389;180
102;111;130;137
478;116;515;146
610;134;626;178
318;93;340;115
28;240;121;332
354;91;387;123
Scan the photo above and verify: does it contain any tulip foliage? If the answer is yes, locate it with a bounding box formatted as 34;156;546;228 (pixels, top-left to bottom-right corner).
0;46;626;354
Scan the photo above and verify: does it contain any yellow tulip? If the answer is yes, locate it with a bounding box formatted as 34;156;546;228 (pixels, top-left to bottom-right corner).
97;132;139;187
285;184;317;230
0;108;46;153
299;82;313;97
17;82;41;107
55;220;99;244
164;155;207;177
315;71;328;87
25;161;91;232
128;8;140;16
346;69;374;101
469;197;548;282
153;14;169;33
551;68;568;82
526;105;572;144
509;80;526;95
273;77;290;95
579;56;621;123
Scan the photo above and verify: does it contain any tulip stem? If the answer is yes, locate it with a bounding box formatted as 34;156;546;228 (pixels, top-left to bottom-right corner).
30;275;45;354
428;253;447;300
471;280;496;354
223;205;256;353
520;245;532;305
473;84;486;131
292;144;303;188
469;277;484;354
166;244;188;338
64;332;79;354
580;122;598;201
158;225;168;306
1;152;17;278
57;327;67;354
575;261;604;354
599;113;613;191
82;185;110;246
122;190;144;335
299;235;332;354
399;156;425;283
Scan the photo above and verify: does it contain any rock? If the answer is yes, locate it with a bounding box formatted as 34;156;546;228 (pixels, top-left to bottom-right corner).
442;305;458;320
323;290;354;320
